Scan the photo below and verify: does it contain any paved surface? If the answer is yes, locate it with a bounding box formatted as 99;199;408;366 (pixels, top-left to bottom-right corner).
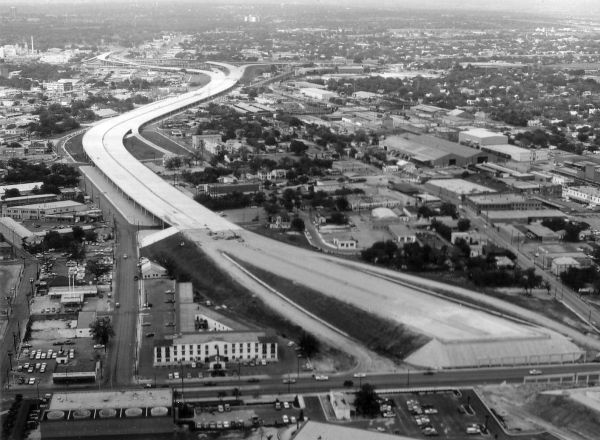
80;165;158;227
0;253;38;391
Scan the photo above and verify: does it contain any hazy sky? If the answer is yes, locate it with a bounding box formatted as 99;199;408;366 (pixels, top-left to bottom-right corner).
1;0;599;16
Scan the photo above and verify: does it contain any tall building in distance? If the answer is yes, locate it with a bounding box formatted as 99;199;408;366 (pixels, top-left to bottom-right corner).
9;6;16;19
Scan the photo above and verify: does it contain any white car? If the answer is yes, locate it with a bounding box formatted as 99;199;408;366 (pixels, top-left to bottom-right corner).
353;372;366;378
529;369;543;375
283;402;290;409
282;415;289;424
315;375;329;381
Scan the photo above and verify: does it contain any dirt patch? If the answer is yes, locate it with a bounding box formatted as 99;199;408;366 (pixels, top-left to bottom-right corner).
477;384;544;433
230;257;429;363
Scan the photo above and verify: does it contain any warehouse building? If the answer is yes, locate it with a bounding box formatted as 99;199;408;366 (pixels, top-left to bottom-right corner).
41;389;173;440
424;178;495;200
465;193;542;214
299;87;337;101
483;209;567;224
459;128;508;146
1;193;59;215
153;283;278;367
480;144;549;162
0;181;44;198
563;186;600;205
382;133;487;168
5;200;88;220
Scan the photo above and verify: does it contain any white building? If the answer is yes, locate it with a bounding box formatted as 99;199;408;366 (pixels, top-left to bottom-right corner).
299;87;337;101
459;128;508;146
551;256;582;276
153;283;278;367
480;144;549;162
5;200;87;220
141;260;167;279
563;186;600;205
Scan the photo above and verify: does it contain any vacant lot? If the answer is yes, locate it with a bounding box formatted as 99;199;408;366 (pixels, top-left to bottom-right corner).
230;257;429;363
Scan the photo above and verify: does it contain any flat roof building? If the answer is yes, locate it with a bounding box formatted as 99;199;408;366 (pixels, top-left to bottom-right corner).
465;193;542;214
459;128;508;146
382;133;486;168
153;282;278;367
425;178;495;200
480;144;549;163
5;200;87;220
42;390;174;440
483;209;568;224
0;181;43;198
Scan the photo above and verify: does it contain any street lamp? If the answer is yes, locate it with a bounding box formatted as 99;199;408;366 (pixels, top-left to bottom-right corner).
179;360;185;406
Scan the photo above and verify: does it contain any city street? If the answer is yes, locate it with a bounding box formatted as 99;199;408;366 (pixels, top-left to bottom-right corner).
467;211;600;333
0;252;37;392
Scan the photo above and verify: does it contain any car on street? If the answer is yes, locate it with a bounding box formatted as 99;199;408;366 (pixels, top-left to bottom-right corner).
314;375;329;381
28;377;36;385
282;378;296;384
529;369;543;375
353;372;366;378
282;415;289;424
93;344;105;349
283;402;290;409
145;332;155;337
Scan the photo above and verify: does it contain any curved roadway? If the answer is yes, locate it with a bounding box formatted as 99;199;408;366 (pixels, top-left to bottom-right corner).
83;59;242;232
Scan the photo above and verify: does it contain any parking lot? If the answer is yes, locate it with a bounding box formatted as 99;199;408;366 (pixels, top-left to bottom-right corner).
337;389;493;439
191;398;301;430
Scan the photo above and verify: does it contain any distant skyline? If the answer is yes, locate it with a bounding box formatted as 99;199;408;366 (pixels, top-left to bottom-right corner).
0;0;599;17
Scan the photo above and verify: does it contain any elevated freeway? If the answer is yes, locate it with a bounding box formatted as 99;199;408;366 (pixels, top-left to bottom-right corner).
82;55;598;372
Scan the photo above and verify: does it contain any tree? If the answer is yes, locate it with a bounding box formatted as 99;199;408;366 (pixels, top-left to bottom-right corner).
290;140;308;155
71;225;85;242
291;217;305;232
457;218;470;232
543;280;552;295
354;383;380;417
439;202;458;219
87;258;110;278
298;331;320;357
335;196;349;211
89;317;115;346
3;188;20;199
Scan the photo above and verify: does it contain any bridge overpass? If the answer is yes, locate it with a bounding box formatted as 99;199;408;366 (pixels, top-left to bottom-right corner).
82;55;242;231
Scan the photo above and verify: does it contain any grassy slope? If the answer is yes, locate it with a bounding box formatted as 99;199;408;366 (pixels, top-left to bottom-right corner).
123;136;164;161
229;256;429;363
64;132;86;162
141;233;303;339
528;394;600;440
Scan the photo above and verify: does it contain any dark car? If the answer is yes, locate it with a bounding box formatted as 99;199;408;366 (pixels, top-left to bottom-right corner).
145;332;155;338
